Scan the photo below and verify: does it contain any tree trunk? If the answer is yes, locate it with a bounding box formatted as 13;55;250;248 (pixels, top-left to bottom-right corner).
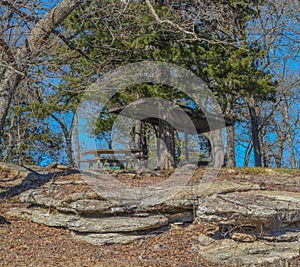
244;138;253;167
157;119;176;169
51;114;74;167
140;122;148;168
184;130;189;163
275;141;284;168
226;125;235;167
283;97;296;168
204;129;225;167
74;113;80;167
133;120;142;169
65;136;74;167
134;120;142;149
0;0;83;132
3;114;15;163
0;70;22;136
287;132;296;168
259;126;269;168
246;96;262;167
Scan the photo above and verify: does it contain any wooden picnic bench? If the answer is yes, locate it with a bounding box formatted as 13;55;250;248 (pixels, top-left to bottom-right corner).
79;149;145;169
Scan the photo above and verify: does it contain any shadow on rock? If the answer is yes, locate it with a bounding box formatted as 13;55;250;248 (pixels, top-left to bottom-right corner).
0;165;79;199
0;215;10;224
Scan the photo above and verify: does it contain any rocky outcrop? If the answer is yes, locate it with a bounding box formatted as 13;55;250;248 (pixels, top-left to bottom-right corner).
194;234;300;266
196;190;300;233
8;175;266;246
7;207;169;233
194;187;300;266
19;181;263;215
3;162;300;265
19;190;112;214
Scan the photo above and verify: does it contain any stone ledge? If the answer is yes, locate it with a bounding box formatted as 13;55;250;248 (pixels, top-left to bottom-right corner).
194;237;300;266
197;190;300;230
7;207;169;233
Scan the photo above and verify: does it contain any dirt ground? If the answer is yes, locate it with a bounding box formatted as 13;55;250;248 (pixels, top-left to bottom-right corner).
0;167;300;267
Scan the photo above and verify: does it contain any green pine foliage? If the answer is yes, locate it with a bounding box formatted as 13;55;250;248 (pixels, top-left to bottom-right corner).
3;0;277;165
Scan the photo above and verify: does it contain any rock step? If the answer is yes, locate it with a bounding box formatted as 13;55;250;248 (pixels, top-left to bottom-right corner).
19;181;263;215
197;190;300;231
194;236;300;266
7;207;170;233
71;232;147;245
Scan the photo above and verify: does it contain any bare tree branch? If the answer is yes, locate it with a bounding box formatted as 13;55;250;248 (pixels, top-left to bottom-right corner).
27;0;84;53
0;0;85;132
0;63;25;76
145;0;197;38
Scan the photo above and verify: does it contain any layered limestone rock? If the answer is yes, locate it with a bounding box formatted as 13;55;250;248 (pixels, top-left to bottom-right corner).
71;232;148;245
196;190;300;231
9;173;266;247
7;208;169;233
19;181;263;215
194;188;300;266
3;162;300;265
194;235;300;266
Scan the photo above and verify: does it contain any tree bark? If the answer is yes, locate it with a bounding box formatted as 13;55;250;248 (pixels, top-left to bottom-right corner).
140;122;148;168
134;120;142;149
74;113;80;167
184;130;189;163
133;120;142;169
157;119;176;169
65;136;74;167
0;71;22;136
226;125;235;167
0;0;83;132
283;97;296;168
275;140;284;168
204;129;225;167
259;126;269;168
51;114;74;167
246;96;262;167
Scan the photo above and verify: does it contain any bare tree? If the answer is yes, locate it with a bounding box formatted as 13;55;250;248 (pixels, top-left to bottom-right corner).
265;79;300;168
0;0;83;133
251;0;300;168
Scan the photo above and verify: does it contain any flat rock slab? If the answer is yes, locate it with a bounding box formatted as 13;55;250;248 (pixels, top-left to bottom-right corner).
19;181;263;215
71;232;146;245
7;208;168;233
68;214;168;233
194;236;300;266
20;190;113;215
197;190;300;230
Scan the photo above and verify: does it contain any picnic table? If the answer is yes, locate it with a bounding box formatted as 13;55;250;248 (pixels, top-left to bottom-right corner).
79;149;146;169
